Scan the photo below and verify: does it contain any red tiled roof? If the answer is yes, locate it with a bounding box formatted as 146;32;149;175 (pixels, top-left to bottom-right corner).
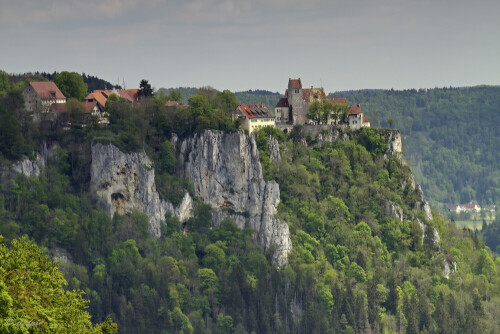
50;101;100;114
238;104;273;119
165;101;179;107
84;92;108;108
349;104;362;115
302;88;326;103
84;89;139;106
461;203;480;209
118;89;139;102
289;78;302;89
327;98;347;104
275;98;289;108
362;114;369;123
82;101;99;114
29;82;66;100
49;103;68;113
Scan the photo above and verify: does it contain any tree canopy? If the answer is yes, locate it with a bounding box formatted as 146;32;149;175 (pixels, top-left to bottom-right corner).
53;71;88;101
0;236;117;333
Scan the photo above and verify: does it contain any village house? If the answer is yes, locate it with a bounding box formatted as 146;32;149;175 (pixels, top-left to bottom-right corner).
164;100;187;110
275;78;370;130
83;88;139;109
448;201;482;213
232;103;275;133
49;100;108;128
22;81;66;114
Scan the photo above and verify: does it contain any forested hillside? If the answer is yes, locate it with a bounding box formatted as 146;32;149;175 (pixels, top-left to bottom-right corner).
155;87;282;110
331;87;500;210
1;73;500;333
6;71;119;91
234;90;281;109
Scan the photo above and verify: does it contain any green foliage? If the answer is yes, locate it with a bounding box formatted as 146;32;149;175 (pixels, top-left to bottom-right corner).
0;236;116;332
1;89;500;333
333;86;500;207
53;71;88;100
216;313;234;334
138;79;153;98
234;89;281;110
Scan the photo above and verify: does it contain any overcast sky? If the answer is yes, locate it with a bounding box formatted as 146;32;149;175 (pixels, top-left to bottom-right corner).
1;0;499;93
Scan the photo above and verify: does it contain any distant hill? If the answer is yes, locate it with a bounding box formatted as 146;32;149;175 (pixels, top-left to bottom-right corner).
331;86;500;211
156;87;198;105
155;87;282;109
234;90;281;109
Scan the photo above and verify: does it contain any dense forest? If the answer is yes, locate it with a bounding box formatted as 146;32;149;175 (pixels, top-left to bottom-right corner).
1;71;500;333
331;87;500;211
6;71;120;92
155;87;282;109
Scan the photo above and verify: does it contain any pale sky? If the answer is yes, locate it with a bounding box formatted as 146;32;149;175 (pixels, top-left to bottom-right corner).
1;0;499;93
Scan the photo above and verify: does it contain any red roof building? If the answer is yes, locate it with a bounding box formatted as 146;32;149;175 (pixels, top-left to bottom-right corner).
84;89;139;108
23;81;66;113
233;104;275;133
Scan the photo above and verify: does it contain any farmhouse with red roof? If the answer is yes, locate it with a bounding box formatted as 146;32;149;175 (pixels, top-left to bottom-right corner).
23;81;66;114
83;88;139;108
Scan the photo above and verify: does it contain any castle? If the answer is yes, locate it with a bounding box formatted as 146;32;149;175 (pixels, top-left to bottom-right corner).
274;78;370;130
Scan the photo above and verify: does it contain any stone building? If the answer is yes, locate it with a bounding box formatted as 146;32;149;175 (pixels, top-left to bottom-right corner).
275;78;370;130
232;104;275;133
275;78;327;126
22;81;66;114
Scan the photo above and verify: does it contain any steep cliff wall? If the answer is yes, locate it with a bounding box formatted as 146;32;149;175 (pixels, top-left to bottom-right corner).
90;134;292;266
90;143;192;237
178;131;292;266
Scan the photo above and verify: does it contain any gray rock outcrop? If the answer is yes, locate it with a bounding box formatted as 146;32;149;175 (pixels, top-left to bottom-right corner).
11;154;44;177
179;130;292;266
268;136;281;162
90;143;192;237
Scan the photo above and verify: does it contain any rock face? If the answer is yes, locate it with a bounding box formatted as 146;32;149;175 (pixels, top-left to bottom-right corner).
386;131;403;156
11;155;44;177
90;143;192;237
268;136;281;162
179;131;292;266
415;185;433;221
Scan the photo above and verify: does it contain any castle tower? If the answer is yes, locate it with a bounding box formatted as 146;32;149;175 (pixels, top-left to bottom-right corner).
287;78;308;125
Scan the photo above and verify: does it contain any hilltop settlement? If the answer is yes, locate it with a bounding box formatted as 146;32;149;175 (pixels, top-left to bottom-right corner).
22;77;369;133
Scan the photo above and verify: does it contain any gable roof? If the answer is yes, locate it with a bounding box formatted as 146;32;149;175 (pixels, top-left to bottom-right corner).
82;101;100;114
84;88;139;107
84;92;108;108
349;104;362;115
237;104;273;119
49;101;100;114
28;82;66;100
362;114;369;123
276;97;289;108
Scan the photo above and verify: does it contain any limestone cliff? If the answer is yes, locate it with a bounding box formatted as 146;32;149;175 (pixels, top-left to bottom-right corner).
90;134;292;266
178;131;292;266
90;143;192;237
